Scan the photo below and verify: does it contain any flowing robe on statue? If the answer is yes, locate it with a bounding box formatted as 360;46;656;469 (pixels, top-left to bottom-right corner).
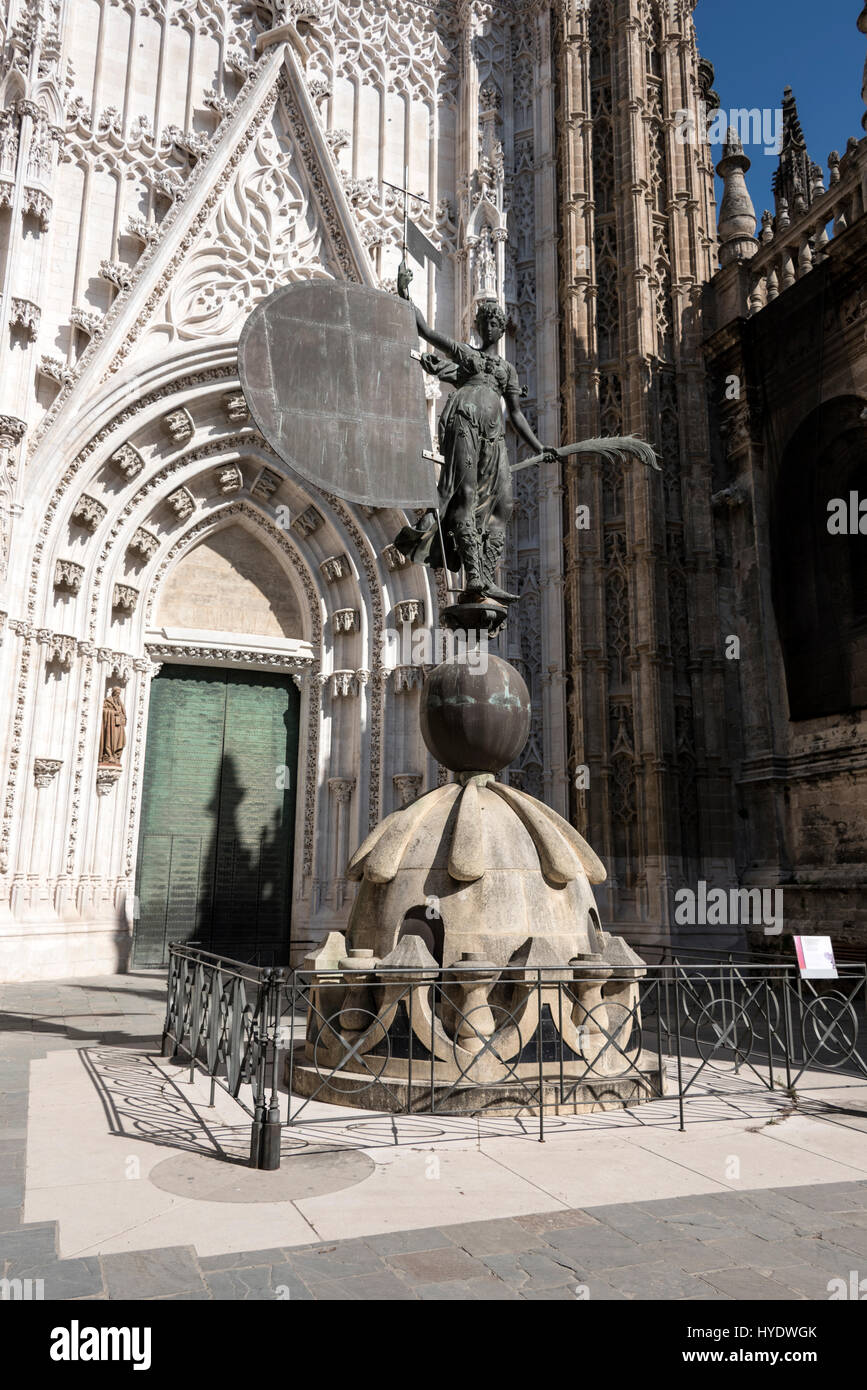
394;344;517;573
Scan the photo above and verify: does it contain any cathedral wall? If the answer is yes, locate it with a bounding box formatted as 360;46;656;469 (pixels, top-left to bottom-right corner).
0;0;566;980
705;169;867;951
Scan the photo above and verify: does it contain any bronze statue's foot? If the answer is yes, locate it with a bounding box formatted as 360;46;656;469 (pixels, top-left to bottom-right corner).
483;582;519;604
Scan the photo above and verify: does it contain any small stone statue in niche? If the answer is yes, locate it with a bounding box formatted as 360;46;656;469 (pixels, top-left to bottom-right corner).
99;687;127;766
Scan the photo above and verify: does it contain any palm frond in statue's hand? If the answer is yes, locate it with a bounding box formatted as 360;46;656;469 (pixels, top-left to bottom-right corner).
513;435;660;474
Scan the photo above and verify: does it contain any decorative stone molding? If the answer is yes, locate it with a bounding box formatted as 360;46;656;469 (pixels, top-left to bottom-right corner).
109;443;145;480
0;415;26;447
36;630;76;667
332;608;359;634
250;466;282;500
112;583;138;613
394;598;424;626
382;543;409;572
95;766;122;796
223;392;250;423
292;505;324;537
96;648;133;681
320;554;350;583
10;297;40;340
146;639;316;675
33;758;62;788
215;464;243;494
393;664;425;693
204;90;233;120
711;484;751;511
393;773;423;807
99;259;133;291
38;354;73;386
127;527;160;561
71;494;107;532
126;215;160;246
328;776;355;804
22;186;51;228
162;408;194;444
166;486;195;520
54;559;84;593
70;306;104;339
720;404;761;457
330;669;368;698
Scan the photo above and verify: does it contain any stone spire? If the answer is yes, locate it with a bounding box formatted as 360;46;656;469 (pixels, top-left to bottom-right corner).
717;131;758;266
772;87;815;216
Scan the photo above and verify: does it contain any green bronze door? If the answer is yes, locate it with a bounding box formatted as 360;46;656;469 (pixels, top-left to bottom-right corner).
133;665;300;966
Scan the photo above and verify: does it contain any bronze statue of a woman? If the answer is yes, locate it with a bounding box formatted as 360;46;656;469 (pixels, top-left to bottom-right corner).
393;264;551;601
393;262;659;604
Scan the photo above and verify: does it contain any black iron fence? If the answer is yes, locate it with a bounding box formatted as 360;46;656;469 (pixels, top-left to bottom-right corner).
162;941;867;1169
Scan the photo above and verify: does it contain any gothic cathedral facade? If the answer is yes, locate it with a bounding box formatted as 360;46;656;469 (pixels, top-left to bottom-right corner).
0;0;864;978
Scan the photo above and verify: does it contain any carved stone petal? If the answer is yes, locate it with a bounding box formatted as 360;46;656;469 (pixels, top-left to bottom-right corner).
448;779;485;883
347;784;458;883
490;783;607;884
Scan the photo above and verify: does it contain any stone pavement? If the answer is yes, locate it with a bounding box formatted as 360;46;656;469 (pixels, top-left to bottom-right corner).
2;973;867;1301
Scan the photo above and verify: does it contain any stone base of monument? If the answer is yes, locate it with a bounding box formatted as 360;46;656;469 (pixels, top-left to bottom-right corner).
286;608;659;1122
287;1051;666;1117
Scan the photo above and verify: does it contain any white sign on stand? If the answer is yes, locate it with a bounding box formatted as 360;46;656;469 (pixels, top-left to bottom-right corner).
794;935;838;980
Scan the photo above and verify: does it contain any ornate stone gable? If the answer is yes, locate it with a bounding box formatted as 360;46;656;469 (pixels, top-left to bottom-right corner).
135;102;338;349
27;41;376;463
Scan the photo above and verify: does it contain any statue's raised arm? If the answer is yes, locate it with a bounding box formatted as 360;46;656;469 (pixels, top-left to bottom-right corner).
393;261;658;612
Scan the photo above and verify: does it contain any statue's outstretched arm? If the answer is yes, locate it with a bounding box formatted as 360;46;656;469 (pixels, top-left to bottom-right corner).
397;261;460;363
504;380;556;460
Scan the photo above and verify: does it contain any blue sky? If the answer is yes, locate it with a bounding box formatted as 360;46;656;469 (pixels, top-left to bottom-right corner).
692;0;864;214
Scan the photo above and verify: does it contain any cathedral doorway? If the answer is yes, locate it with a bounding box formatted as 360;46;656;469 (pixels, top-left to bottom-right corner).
132;664;300;967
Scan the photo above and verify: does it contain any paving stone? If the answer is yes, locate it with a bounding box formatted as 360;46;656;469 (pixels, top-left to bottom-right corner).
740;1189;828;1234
199;1247;289;1271
522;1284;598;1300
297;1277;361;1301
439;1217;548;1257
815;1225;867;1257
333;1272;419;1301
414;1280;479;1300
17;1258;104;1299
388;1246;484;1284
514;1208;601;1234
100;1245;207;1299
702;1233;799;1268
463;1275;523;1300
769;1264;841;1299
0;1207;23;1231
636;1195;724;1219
480;1250;579;1290
663;1212;738;1238
291;1244;386;1280
542;1225;661;1270
203;1265;276;1300
603;1262;714;1300
763;1235;860;1274
772;1184;867;1212
589;1202;671;1243
644;1239;738;1274
260;1263;314;1300
700;1267;804;1300
0;1224;57;1263
363;1227;458;1255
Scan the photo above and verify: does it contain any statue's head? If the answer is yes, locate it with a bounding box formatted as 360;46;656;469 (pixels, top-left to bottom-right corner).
474;298;506;345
